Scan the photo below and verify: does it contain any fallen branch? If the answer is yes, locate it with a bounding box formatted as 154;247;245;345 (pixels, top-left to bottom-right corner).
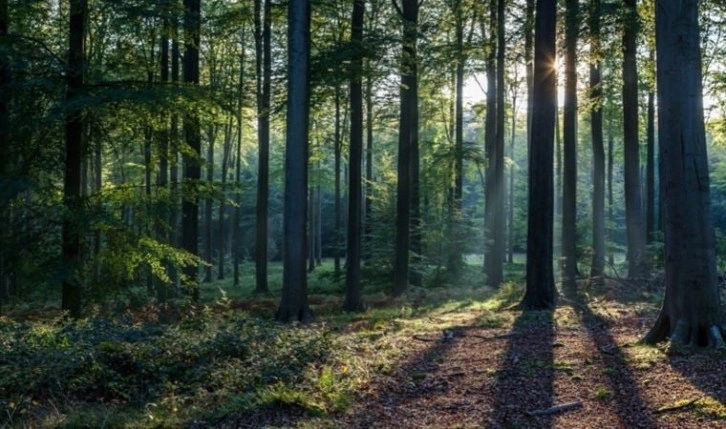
653;397;703;414
527;401;583;417
468;332;518;341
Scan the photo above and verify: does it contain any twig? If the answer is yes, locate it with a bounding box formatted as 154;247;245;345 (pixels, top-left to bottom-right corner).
653;397;703;414
412;335;437;342
527;401;583;416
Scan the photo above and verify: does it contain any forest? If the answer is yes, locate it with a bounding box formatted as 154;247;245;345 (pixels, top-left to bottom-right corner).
0;0;725;427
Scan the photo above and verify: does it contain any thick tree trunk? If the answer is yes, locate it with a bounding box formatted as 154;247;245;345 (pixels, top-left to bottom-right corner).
521;0;556;310
169;28;181;292
345;0;365;312
393;0;418;296
561;0;578;289
276;0;312;323
255;0;271;293
589;0;605;279
62;0;87;318
622;0;647;278
182;0;201;301
483;0;503;287
643;0;724;348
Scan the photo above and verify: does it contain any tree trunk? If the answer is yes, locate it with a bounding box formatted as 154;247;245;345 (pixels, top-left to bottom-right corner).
219;119;233;280
169;24;181;292
61;0;87;318
448;0;465;278
508;73;517;264
334;85;342;273
204;126;215;282
524;0;534;148
561;0;578;289
607;126;614;266
156;19;170;301
233;25;246;287
393;0;419;296
255;0;271;293
643;0;724;348
345;0;365;312
589;0;605;278
521;0;556;310
483;0;502;286
646;49;656;244
622;0;647;278
365;62;374;262
276;0;312;323
308;183;316;272
182;0;201;301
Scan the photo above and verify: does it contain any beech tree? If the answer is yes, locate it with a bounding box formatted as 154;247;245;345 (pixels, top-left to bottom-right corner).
344;0;365;312
521;0;556;310
61;0;87;318
589;0;605;278
254;0;271;293
622;0;647;278
561;0;578;288
276;0;312;323
392;0;419;296
182;0;202;301
643;0;724;348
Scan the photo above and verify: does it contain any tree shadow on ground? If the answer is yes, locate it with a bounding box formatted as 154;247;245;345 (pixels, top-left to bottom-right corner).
666;341;726;419
490;309;555;428
341;325;470;427
565;287;660;428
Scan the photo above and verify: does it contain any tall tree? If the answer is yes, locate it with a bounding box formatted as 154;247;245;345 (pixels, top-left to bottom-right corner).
521;0;556;310
345;0;365;312
254;0;271;293
392;0;419;296
643;0;724;348
334;85;343;273
524;0;534;144
182;0;201;301
157;11;171;301
0;0;8;187
589;0;605;278
483;0;502;286
645;48;656;243
622;0;647;277
448;0;465;277
62;0;87;318
276;0;312;323
561;0;578;288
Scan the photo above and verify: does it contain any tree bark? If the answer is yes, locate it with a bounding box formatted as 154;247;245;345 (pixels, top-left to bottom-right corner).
182;0;201;301
561;0;578;289
62;0;87;318
255;0;271;293
622;0;647;278
334;85;342;273
393;0;419;296
345;0;365;312
521;0;556;310
646;49;656;244
589;0;605;278
448;0;465;278
643;0;724;348
276;0;312;323
233;28;245;287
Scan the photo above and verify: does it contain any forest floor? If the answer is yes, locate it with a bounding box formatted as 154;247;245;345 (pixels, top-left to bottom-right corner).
1;270;725;428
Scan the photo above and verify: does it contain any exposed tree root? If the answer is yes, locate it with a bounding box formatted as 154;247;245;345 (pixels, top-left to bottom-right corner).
643;314;725;348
